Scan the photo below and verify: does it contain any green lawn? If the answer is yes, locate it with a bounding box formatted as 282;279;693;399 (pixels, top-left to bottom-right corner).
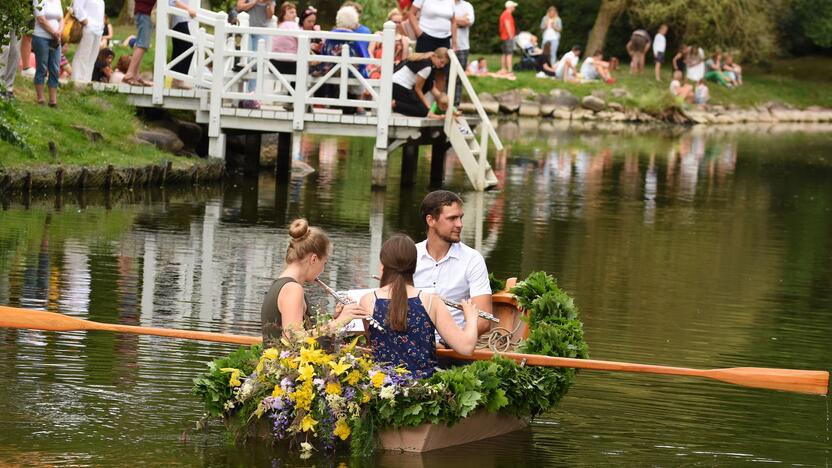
466;54;832;111
0;77;197;169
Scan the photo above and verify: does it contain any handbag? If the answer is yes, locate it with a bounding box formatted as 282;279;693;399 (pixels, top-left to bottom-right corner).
61;8;83;44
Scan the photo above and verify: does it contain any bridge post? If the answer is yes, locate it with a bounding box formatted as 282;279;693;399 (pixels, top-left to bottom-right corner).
152;0;169;105
208;12;228;159
400;142;419;187
372;146;388;189
275;132;292;181
430;138;451;187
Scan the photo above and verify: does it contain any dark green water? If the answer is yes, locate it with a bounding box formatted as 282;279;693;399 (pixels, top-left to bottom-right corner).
1;122;831;466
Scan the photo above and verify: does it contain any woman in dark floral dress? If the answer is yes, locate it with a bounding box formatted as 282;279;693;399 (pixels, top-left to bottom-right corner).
360;234;478;377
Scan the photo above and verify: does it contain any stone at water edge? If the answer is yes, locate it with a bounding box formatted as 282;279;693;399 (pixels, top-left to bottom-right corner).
137;128;185;153
459;102;477;114
496;91;521;113
552;108;572;120
478;93;500;115
610;87;631;99
607;102;625;112
538;95;559;116
549;89;579;109
581;95;606;112
519;101;541;117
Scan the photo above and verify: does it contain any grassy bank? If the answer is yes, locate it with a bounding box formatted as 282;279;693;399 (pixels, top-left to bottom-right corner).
0;77;198;170
467;55;832;112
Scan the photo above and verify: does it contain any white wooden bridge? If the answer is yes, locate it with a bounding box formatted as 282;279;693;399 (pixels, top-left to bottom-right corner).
95;2;502;190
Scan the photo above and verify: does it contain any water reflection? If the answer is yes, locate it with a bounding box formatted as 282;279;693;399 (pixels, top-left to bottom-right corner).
1;123;831;466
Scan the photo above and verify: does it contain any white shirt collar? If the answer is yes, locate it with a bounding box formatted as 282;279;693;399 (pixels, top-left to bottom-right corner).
418;240;461;264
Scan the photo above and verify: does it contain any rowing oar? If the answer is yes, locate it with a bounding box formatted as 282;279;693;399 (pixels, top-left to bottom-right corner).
0;306;828;396
0;306;260;345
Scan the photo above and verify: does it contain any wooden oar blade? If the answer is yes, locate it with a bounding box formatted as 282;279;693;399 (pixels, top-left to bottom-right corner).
706;367;830;396
0;306;93;332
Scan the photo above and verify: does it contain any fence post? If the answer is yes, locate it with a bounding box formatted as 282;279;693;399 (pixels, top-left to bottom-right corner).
152;0;169;105
376;21;395;150
208;12;228;144
293;37;310;131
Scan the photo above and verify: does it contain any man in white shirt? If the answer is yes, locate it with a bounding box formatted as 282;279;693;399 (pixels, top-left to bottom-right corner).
555;44;581;82
453;0;474;106
414;190;493;337
653;24;668;81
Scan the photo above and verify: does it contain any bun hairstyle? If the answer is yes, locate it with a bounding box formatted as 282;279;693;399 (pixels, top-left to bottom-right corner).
285;218;332;264
379;234;417;332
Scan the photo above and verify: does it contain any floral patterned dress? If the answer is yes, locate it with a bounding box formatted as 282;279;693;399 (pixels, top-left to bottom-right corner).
369;291;439;378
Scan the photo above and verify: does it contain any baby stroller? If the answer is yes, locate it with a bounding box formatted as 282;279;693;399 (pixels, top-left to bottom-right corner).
514;31;542;71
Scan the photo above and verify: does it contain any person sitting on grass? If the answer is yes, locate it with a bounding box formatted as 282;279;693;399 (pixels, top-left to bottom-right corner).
59;44;73;80
580;50;614;83
694;79;709;107
704;52;732;87
535;41;557;77
669;70;693;102
466;57;487;76
391;48;448;118
722;53;742;86
91;48;115;82
554;44;581;83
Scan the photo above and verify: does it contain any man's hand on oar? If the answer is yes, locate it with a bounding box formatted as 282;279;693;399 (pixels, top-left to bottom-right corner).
0;305;828;396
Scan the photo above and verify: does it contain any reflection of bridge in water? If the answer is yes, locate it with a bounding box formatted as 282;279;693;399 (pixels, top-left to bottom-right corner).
94;1;501;190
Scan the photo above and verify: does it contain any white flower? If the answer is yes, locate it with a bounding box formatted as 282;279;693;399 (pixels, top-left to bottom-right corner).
379;385;396;400
239;379;256;400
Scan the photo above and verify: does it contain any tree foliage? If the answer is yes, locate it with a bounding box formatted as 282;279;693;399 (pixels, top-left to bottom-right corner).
0;0;33;48
793;0;832;48
628;0;785;62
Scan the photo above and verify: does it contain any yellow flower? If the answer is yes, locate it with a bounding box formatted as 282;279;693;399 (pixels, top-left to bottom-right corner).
290;382;314;410
371;371;385;388
325;381;342;395
345;370;362;386
263;348;279;360
333;418;351;440
361;392;371;403
297;364;315;382
221;368;242;387
272;385;284;398
344;336;361;353
301;414;318;432
298;347;326;366
394;366;410;375
304;336;318;347
328;359;351;376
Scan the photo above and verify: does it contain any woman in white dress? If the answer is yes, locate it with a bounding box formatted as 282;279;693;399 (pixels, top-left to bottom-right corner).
71;0;105;83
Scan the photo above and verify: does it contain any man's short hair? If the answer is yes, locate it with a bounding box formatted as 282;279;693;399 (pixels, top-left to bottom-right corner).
420;190;463;225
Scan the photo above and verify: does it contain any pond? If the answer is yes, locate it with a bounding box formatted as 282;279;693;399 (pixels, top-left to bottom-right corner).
1;121;830;466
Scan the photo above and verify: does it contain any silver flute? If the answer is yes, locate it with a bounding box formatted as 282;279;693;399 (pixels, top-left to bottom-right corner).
371;275;499;323
314;279;385;331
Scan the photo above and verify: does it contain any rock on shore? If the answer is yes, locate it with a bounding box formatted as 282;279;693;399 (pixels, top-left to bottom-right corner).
471;91;832;125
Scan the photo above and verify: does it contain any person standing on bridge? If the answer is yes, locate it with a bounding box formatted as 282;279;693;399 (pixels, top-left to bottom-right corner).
414;190;493;338
409;0;456;93
121;0;156;86
452;0;473;106
237;0;275;106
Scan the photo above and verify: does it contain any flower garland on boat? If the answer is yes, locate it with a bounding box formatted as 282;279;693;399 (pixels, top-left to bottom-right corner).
192;271;588;458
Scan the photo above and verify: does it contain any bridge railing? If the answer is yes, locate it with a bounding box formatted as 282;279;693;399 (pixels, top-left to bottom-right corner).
152;1;395;148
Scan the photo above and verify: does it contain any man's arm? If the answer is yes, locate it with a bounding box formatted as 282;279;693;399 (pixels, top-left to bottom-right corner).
471;294;492;335
467;252;493;336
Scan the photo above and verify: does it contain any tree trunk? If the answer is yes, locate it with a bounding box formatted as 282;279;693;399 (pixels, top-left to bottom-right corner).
585;0;628;57
117;0;135;25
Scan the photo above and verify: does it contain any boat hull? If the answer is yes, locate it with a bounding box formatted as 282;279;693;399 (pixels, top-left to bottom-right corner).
378;410;529;452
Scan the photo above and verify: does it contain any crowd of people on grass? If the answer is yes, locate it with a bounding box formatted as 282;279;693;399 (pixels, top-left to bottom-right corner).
0;0;747;111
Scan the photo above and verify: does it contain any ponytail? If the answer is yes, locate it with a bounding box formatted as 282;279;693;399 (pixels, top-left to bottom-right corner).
379;234;418;332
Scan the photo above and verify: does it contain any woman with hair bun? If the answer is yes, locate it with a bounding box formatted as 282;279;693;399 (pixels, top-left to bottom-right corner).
358;234;478;377
261;218;371;342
